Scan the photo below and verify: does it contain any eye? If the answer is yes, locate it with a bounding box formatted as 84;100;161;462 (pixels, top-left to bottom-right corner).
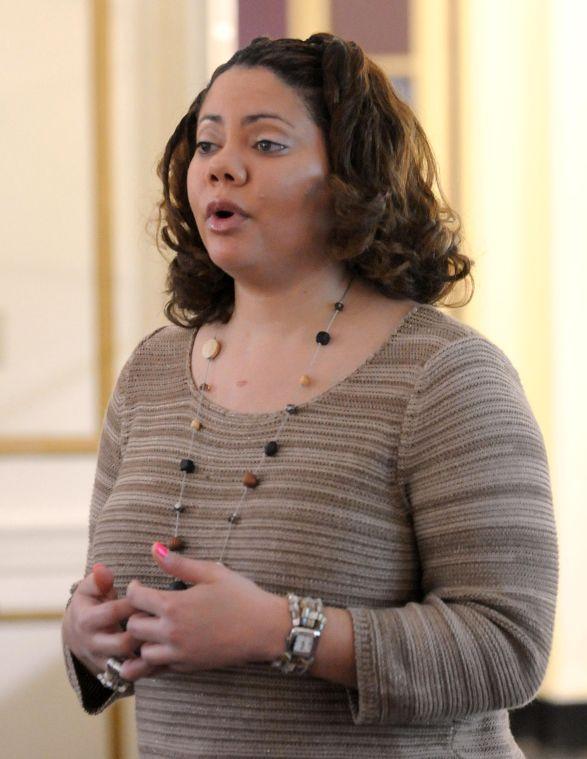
255;139;287;153
194;139;287;155
195;141;214;154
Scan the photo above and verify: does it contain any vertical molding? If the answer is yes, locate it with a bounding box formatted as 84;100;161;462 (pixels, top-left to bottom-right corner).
108;0;210;357
455;0;552;434
92;0;114;416
186;0;210;93
411;0;451;189
206;0;238;78
543;0;587;703
445;0;467;320
108;701;123;759
286;0;331;38
412;0;467;318
446;0;461;223
456;0;559;700
122;0;212;341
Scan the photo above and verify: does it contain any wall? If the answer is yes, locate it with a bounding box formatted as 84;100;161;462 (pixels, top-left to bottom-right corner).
454;0;586;702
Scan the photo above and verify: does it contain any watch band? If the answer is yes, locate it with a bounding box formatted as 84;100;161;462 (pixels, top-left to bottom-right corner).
271;593;327;674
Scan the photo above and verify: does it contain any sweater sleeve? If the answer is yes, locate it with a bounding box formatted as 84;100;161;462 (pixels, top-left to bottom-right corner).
345;336;559;725
63;354;135;714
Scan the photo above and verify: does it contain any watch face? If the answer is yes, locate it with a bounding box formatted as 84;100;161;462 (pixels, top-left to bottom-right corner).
292;629;315;656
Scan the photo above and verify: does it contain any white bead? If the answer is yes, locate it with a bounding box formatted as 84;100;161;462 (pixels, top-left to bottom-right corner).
202;338;221;359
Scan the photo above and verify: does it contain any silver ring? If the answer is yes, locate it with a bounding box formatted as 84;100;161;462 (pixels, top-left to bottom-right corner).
97;657;131;694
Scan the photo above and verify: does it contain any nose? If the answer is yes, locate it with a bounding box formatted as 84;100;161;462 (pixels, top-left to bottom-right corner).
207;148;247;186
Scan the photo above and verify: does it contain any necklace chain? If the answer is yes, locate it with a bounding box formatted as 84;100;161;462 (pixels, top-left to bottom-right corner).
165;277;355;572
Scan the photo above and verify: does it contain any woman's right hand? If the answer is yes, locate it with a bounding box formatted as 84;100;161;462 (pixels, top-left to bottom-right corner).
62;563;143;678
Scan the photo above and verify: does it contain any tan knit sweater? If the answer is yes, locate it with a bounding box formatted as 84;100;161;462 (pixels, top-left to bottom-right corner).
64;303;558;758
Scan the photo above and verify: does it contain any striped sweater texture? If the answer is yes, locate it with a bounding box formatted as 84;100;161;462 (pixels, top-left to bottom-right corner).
65;303;558;758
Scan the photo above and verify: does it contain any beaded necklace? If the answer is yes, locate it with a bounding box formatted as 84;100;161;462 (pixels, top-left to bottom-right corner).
162;276;354;589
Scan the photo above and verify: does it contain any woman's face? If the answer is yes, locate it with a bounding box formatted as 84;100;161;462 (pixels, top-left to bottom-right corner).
186;66;333;282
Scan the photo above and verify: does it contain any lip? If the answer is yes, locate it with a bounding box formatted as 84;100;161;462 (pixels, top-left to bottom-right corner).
205;198;250;234
205;199;249;219
206;213;249;233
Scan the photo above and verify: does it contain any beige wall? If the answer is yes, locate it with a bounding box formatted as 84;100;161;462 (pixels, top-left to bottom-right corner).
542;0;587;701
1;1;210;756
451;0;586;702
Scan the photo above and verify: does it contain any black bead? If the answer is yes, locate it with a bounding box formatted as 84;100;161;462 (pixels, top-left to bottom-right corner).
228;512;241;524
334;301;344;311
316;330;331;345
285;403;297;414
180;458;196;473
264;440;279;456
167;579;188;591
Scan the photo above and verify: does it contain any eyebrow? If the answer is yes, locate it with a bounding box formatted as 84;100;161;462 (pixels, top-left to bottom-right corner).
197;112;295;129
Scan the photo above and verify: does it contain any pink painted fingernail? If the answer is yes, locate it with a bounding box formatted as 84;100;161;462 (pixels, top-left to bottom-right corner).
154;542;169;558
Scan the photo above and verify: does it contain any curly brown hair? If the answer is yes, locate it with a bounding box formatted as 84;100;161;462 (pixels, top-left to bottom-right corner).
157;33;473;328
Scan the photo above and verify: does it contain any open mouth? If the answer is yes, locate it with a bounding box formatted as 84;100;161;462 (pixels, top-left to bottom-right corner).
206;209;248;232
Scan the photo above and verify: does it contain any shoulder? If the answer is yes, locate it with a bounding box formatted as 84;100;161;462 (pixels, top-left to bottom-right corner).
393;304;534;433
397;307;546;477
116;324;195;397
124;323;193;367
395;307;541;456
402;304;522;390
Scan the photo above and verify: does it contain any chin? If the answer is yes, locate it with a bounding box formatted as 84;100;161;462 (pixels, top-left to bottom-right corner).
205;247;257;277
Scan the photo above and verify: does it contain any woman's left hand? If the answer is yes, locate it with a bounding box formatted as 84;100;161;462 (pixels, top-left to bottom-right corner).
119;542;287;682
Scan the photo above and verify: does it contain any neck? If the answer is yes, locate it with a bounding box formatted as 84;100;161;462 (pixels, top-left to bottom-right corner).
224;263;352;342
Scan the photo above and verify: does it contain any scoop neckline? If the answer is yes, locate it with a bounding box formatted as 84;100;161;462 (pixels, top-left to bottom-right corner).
185;302;426;420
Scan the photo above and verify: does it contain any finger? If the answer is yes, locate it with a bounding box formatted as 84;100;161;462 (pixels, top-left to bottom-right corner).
125;579;167;617
152;541;226;584
92;563;115;597
84;597;138;631
119;657;163;682
76;571;107;599
139;642;175;667
92;630;142;660
76;568;117;600
125;613;164;643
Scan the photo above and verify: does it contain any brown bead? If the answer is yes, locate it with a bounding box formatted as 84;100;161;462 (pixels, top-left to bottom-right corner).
242;471;259;488
202;338;221;359
299;374;311;387
190;418;203;430
199;382;211;391
168;536;185;552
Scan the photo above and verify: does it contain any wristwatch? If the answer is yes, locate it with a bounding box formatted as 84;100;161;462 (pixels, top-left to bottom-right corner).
271;593;327;674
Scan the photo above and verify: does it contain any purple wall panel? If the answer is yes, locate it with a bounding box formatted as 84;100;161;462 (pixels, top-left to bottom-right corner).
238;0;287;49
331;0;409;54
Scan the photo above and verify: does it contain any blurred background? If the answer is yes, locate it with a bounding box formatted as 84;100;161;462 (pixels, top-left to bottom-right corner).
1;1;585;756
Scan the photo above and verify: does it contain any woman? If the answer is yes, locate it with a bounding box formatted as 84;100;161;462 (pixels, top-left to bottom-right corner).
62;34;558;757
